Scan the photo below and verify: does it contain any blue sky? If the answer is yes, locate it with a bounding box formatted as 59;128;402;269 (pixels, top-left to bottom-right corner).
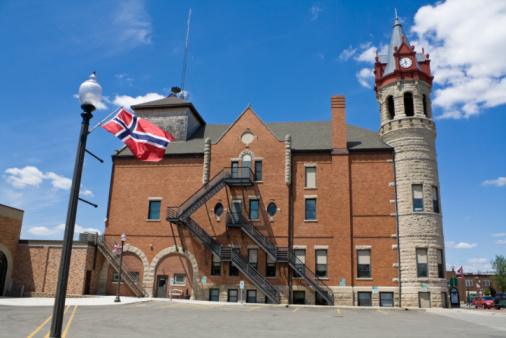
0;0;504;273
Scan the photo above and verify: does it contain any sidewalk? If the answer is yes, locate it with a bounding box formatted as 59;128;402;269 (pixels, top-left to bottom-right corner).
0;296;150;307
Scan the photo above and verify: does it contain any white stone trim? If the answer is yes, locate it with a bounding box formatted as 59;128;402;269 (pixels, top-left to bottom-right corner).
148;197;163;201
392;245;398;250
293;245;307;250
314;245;328;249
304;195;317;199
248;195;260;199
391;234;397;238
355;245;372;250
304;163;317;167
393;263;399;268
388;182;395;187
247;245;258;249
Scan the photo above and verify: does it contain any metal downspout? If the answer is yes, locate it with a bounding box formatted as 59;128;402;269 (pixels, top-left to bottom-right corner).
393;150;402;307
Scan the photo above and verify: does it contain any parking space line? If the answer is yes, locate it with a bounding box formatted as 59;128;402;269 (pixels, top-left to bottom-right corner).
377;309;388;315
27;305;70;338
62;305;78;338
247;306;260;311
292;307;300;312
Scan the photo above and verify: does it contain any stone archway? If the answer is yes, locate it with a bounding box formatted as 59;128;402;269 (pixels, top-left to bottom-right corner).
0;243;13;296
147;246;200;299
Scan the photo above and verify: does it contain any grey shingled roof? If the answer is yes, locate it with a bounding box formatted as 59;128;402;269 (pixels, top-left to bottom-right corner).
131;94;206;125
115;121;390;158
381;18;422;75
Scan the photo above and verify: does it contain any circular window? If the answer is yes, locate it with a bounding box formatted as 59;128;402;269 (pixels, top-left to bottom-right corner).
214;203;224;217
241;132;254;145
267;202;277;217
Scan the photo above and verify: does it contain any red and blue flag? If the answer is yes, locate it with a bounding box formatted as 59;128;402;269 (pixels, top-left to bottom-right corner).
102;109;175;162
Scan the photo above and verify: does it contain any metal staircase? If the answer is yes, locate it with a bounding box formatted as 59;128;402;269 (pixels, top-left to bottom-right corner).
176;217;280;303
231;215;334;305
97;235;147;297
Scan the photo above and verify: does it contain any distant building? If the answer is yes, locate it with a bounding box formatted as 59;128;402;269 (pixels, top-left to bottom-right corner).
446;270;499;302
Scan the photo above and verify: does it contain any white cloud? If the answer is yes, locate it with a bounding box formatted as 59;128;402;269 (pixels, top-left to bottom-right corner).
339;46;357;61
492;233;506;237
494;239;506;245
109;92;165;110
482;177;506;187
113;0;152;46
356;68;375;88
5;166;45;188
412;0;506;119
73;94;108;111
27;223;101;237
355;46;377;64
467;258;487;264
45;172;72;190
446;241;477;249
309;5;323;21
463;258;493;273
80;188;94;197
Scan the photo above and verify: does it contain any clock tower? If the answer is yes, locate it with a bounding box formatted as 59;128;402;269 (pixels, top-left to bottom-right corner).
374;18;447;308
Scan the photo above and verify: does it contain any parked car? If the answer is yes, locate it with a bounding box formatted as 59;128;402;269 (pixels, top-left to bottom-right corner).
473;296;494;309
494;293;506;309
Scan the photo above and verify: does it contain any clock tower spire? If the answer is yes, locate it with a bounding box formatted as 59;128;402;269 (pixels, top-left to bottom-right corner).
374;18;447;308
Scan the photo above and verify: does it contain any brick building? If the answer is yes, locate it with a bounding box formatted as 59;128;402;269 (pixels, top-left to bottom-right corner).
1;18;448;308
446;271;500;303
100;18;448;307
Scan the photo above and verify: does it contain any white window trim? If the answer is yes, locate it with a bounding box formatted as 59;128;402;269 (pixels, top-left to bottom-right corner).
148;197;163;201
304;163;317;167
356;245;372;250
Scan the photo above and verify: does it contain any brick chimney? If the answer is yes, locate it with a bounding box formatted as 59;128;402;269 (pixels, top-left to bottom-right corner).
331;95;348;153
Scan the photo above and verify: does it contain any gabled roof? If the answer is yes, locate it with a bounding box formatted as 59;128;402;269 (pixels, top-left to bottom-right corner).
114;121;390;158
131;94;206;125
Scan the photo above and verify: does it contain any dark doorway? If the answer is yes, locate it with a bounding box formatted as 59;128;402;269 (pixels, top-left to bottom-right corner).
84;270;92;294
0;252;7;296
156;275;168;298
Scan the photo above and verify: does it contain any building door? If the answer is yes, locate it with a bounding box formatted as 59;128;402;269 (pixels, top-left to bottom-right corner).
441;292;448;308
84;270;92;294
231;200;242;224
156;275;168;298
0;252;7;296
419;292;431;308
241;154;252;178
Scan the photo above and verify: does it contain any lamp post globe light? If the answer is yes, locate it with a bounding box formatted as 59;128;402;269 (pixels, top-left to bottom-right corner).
50;73;102;338
115;233;127;303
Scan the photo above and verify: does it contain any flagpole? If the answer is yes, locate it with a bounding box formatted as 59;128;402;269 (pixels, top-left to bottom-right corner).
88;106;123;134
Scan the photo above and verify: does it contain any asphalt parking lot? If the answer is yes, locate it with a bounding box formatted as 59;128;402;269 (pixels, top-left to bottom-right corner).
1;299;505;338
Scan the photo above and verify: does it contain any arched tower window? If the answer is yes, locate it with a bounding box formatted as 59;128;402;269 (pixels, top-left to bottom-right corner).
387;96;395;120
404;92;414;117
422;94;428;117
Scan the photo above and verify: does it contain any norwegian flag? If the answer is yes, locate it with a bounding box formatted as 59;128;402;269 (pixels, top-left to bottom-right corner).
457;266;465;279
103;109;175;162
114;239;122;255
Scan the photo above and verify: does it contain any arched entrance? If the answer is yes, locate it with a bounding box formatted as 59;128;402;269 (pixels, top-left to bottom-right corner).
148;246;200;299
0;252;7;296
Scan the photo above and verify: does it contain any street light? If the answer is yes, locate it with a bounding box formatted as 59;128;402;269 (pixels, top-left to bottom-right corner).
50;73;102;338
115;233;127;303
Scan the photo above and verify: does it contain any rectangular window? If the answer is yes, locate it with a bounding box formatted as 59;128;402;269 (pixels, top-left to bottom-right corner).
437;249;444;278
293;291;305;304
229;248;240;277
228;289;238;302
380;292;394;307
416;248;428;278
266;255;276;277
305;167;316;188
254;161;262;181
315;250;328;278
412;185;424;212
482;280;490;287
305;199;317;220
113;272;138;283
358;292;372;306
249;200;259;220
246;290;257;303
174;273;186;286
231;161;239;178
211;254;221;276
209;288;219;301
432;186;440;213
148;201;161;219
465;280;473;287
294;249;306;278
357;250;371;278
248;249;258;269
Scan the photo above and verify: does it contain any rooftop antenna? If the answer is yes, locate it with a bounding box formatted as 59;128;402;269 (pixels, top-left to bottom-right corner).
395;8;398;19
171;9;192;100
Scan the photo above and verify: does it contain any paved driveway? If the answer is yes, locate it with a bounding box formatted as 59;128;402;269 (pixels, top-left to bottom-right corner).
1;299;505;337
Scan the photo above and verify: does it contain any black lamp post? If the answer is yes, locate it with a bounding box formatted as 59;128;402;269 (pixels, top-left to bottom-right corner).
50;73;102;338
115;233;126;302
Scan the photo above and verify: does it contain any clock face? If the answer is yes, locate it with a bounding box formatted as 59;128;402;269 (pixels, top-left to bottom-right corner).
400;57;412;68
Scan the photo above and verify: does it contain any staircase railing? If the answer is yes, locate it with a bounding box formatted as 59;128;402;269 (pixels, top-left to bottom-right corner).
235;217;334;305
183;217;280;303
97;235;147;297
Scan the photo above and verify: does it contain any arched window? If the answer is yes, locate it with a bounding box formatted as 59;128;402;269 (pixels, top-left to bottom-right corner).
241;154;252;177
387;96;395;120
214;203;224;217
404;92;414;116
422;94;428;117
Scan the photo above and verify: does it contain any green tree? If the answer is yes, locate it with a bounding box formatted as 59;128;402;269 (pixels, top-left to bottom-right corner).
491;255;506;292
483;288;490;296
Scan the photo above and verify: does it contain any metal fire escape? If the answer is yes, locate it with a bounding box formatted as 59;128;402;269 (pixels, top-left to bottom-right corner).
96;235;147;297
